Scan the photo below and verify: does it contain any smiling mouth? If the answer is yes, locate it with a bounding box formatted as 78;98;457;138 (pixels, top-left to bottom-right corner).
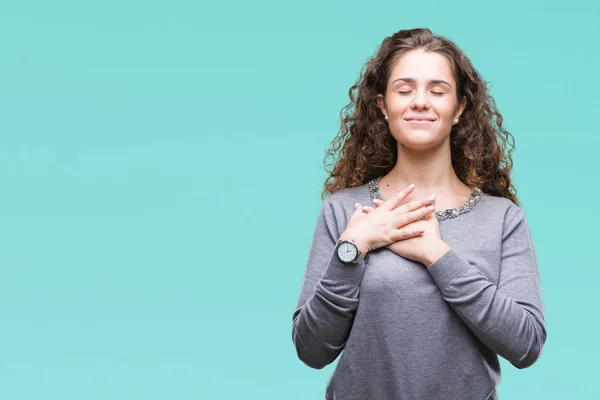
405;119;435;124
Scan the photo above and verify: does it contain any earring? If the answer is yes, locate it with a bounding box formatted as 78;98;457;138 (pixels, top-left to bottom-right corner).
453;118;459;125
384;115;388;121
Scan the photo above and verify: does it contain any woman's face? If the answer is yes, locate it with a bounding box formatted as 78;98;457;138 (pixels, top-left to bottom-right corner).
377;49;466;150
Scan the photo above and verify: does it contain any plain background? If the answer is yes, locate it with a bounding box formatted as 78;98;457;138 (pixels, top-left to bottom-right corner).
1;0;599;398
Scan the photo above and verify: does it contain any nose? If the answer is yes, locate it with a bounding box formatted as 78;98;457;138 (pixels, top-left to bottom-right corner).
410;89;430;110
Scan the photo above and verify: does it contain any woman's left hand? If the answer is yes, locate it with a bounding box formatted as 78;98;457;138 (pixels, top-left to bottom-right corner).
364;197;451;268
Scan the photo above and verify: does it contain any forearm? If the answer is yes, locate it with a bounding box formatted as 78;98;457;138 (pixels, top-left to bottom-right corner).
292;250;367;369
427;249;546;369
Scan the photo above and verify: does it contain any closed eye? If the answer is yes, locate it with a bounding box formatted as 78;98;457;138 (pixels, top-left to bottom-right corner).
398;91;445;96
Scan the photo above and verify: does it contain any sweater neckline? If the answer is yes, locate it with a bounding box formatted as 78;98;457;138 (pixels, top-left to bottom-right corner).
367;176;484;221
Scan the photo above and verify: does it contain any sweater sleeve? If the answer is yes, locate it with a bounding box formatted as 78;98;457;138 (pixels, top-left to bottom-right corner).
426;205;547;369
292;197;368;369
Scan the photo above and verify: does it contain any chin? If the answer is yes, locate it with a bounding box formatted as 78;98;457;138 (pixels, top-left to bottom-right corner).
394;131;447;150
397;129;439;140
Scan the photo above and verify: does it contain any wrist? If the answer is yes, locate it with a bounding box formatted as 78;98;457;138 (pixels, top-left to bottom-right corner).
339;230;370;254
423;241;451;268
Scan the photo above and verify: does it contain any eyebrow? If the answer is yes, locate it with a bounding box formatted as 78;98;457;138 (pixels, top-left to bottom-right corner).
392;77;452;87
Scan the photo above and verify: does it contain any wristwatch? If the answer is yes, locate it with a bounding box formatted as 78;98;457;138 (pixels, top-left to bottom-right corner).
334;239;368;265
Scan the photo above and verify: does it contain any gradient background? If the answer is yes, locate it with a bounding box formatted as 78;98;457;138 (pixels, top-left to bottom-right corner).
1;0;598;399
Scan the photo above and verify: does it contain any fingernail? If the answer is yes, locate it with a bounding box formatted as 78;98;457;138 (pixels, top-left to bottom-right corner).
428;205;435;211
427;194;436;201
372;198;379;203
355;203;360;208
409;184;415;189
363;206;369;211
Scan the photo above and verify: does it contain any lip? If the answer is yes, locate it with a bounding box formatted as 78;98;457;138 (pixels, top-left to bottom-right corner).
404;118;435;125
404;117;436;122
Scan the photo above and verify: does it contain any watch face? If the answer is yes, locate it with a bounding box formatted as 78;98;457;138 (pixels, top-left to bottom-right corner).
338;241;358;262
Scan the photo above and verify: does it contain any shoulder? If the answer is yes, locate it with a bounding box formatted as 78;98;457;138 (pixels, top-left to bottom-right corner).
326;181;372;216
479;193;528;232
327;183;367;206
321;182;370;236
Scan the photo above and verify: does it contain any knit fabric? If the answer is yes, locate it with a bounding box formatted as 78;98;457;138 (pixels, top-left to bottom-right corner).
292;181;546;399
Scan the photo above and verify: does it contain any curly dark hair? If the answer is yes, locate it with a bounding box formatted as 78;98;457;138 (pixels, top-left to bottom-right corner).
322;28;519;206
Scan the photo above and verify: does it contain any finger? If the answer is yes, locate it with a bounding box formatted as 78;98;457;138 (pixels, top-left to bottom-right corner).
384;184;416;211
425;197;438;220
388;222;426;241
396;194;436;214
353;202;364;216
395;204;436;227
361;205;375;214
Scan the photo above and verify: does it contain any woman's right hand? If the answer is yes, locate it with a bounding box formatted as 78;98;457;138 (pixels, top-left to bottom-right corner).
338;185;437;254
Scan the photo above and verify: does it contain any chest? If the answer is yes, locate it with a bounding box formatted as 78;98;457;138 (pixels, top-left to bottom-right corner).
360;221;502;301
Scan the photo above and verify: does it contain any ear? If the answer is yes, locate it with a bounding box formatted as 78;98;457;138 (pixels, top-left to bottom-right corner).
455;95;467;120
376;94;387;116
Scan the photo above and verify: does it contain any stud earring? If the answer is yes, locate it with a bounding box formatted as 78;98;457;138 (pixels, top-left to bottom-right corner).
453;118;459;125
384;115;388;121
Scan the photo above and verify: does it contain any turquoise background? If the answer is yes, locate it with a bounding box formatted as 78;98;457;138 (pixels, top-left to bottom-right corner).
0;0;598;398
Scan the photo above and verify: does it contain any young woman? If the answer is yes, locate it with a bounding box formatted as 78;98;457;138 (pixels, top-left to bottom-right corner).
292;28;546;399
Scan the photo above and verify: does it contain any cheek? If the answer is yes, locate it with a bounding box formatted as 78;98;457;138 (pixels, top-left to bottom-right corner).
388;104;410;117
432;101;456;121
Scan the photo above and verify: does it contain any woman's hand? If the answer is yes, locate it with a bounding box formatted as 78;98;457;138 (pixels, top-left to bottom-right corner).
364;196;451;267
339;185;437;254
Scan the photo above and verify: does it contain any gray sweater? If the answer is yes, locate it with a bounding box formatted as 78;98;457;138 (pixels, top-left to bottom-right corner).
292;180;546;400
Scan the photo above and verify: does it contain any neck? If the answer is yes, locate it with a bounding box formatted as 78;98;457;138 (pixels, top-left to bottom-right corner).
386;140;464;195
